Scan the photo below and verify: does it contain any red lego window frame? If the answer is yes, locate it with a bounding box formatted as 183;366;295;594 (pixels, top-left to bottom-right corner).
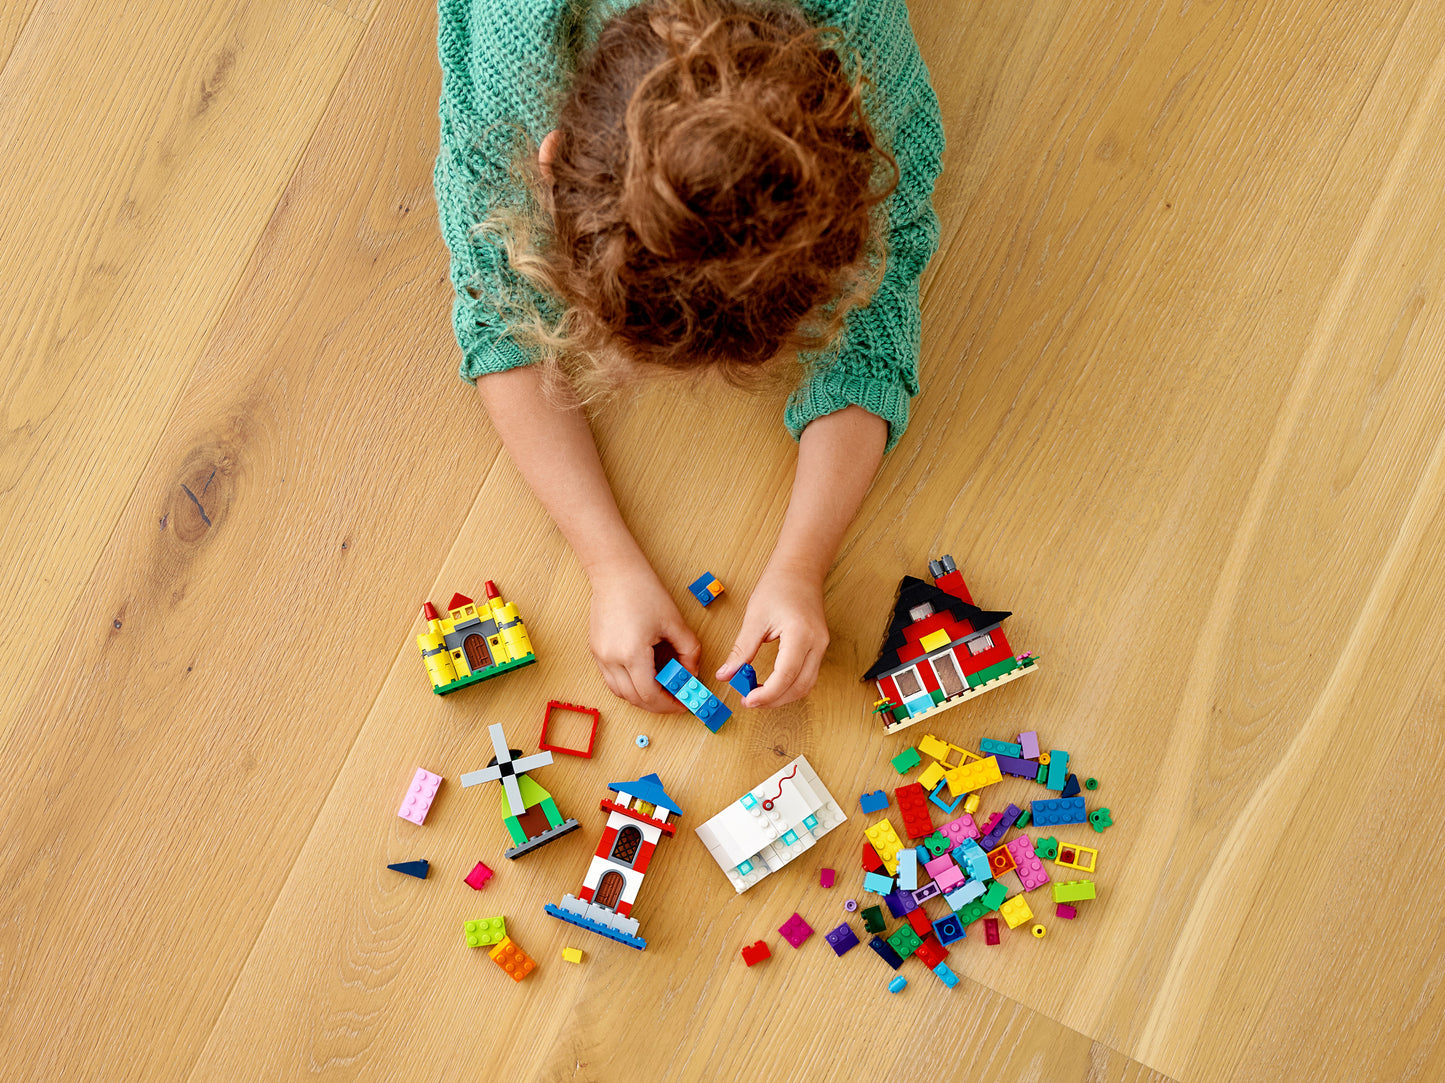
538;700;600;758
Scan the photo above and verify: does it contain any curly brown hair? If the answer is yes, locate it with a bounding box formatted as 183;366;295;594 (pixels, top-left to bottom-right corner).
493;0;898;393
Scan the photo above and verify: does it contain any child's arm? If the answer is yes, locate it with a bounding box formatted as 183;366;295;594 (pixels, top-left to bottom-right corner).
476;366;701;713
717;405;887;708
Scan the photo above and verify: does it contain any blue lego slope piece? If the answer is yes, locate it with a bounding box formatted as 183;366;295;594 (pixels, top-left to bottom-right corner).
1032;796;1087;825
544;903;647;950
688;572;722;606
387;860;429;879
868;935;904;970
859;790;889;814
728;663;759;697
655;658;732;733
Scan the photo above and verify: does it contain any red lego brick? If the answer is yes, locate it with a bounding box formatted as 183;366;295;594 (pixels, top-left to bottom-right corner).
862;839;884;873
895;783;935;840
906;907;933;937
984;917;1000;945
913;934;948;969
741;940;771;966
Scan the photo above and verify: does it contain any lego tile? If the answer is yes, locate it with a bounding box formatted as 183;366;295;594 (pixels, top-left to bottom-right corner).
1031;797;1087;826
911;882;942;905
820;867;836;888
859;790;889;814
397;767;442;825
999;894;1033;929
863;871;895;895
897;848;919;891
464;916;507;947
913;933;948;969
825;922;860;956
861;905;887;934
1007;835;1050;891
488;936;536;981
894;782;935;840
1017;731;1040;759
778;913;814;948
538;700;600;758
867;936;904;970
932;913;966;946
891;747;922;774
1046;749;1070;791
463;861;492;890
727;663;759;697
562;947;584;963
1052;880;1097;904
387;859;429;879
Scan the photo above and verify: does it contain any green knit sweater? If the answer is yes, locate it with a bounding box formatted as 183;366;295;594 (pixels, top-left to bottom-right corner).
434;0;943;451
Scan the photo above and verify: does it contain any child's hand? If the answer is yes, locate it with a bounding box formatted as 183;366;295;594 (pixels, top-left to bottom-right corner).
589;559;702;714
717;562;828;709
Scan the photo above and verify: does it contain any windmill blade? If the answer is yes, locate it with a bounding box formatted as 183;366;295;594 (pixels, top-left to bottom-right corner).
513;751;553;774
486;723;512;764
500;772;526;816
460;765;501;788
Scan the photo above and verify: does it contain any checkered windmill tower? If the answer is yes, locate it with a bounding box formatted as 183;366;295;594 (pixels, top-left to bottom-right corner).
461;722;579;858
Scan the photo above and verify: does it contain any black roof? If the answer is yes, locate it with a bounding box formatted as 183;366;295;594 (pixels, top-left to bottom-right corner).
862;576;1012;681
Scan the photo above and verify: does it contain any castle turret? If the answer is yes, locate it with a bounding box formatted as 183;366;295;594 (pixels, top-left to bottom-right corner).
486;580;534;662
416;601;459;690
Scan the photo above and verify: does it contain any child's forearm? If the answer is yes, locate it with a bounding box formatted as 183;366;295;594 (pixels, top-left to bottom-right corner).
474;366;647;579
771;405;889;580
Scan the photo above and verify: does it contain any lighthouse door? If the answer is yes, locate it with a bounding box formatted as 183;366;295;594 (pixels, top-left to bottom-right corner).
595;870;625;910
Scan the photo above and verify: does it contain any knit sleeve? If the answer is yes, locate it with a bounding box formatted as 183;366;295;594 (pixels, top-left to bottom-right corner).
787;0;944;452
434;0;566;382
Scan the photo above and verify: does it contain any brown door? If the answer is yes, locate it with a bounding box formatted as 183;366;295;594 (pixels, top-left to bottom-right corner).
464;633;492;671
595;870;625;910
514;804;551;840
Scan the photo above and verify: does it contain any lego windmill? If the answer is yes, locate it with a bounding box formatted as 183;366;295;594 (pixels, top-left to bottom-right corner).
461;722;580;858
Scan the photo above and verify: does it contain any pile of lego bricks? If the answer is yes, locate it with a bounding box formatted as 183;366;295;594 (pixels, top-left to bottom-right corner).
824;731;1112;991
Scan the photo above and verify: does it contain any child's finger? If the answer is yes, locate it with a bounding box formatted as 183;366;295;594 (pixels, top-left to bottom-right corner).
628;651;688;714
661;621;703;676
743;633;811;709
716;616;769;683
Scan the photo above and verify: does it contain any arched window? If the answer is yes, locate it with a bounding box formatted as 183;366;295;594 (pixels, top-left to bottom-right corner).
610;825;642;866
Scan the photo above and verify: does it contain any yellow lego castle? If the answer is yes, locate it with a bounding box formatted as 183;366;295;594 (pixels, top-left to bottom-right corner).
416;580;536;695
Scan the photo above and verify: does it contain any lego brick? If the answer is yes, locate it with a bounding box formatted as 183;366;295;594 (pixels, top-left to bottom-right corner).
933;864;966;894
1056;903;1078;920
688;572;725;606
981;880;1009;911
825;922;860;956
1017;731;1040;759
562;947;584;963
927;780;964;814
861;905;887;934
862;839;884;873
863;871;895;895
1014;807;1031;828
545;898;647;951
944;756;1003;797
956;838;991;880
1007;835;1050;891
397;767;442;825
932;961;959;988
917;733;953;762
894;783;935;839
883;889;916;918
1031;797;1087;826
1060;773;1081;799
1055;843;1098;873
488;936;536;981
1046;749;1070;791
944;879;985;912
955;897;989;926
911;882;942;905
938;814;980;848
1052;880;1097;904
465;916;507;948
923;854;955;881
867;935;904;970
463;861;492;890
387;859;429;879
727;663;759;697
820;867;836;888
913;933;948;969
859;789;889;814
998;894;1033;928
888;975;908;993
778;913;814;948
995;754;1041;779
963;793;980;815
980;803;1021;851
655;659;732;732
896;848;919;891
891;747;922;774
1090;808;1114;832
984;917;1000;945
886;925;922;960
978;810;1004;840
980;738;1023;758
918;760;949;792
1036;764;1048;785
538;700;600;758
906;907;933;938
987;844;1016;878
864;820;905;876
933;913;966;945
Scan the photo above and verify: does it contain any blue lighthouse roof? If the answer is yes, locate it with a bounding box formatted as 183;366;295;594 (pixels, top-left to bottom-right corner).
609;772;682;816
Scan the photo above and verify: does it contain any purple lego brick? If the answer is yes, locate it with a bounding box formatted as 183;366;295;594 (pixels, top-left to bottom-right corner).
996;754;1041;779
980;804;1021;851
779;913;814;948
911;882;942;905
938;815;980;848
883;888;917;918
1018;731;1040;759
867;935;904;970
825;922;860;956
1007;834;1050;891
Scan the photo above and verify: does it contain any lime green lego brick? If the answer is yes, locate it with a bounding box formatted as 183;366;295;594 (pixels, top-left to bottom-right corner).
464;916;508;947
1052;880;1097;904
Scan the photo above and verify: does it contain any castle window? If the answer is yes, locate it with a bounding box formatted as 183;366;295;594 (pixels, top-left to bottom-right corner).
610;825;642;866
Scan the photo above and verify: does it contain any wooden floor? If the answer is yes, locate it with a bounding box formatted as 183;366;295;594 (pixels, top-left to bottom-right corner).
3;0;1444;1078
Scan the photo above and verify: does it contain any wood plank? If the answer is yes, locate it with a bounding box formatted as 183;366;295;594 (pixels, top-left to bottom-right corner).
0;0;362;733
0;0;40;73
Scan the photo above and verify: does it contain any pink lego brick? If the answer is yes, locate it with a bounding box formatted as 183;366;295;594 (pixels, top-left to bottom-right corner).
464;861;493;890
820;868;836;889
779;913;814;948
397;767;442;825
1018;731;1040;760
923;854;956;881
938;815;980;848
1056;903;1078;919
933;865;966;893
1006;835;1050;891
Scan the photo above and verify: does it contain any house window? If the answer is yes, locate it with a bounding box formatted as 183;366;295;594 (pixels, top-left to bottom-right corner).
894;669;924;698
909;602;934;621
610;825;642;866
967;633;995;656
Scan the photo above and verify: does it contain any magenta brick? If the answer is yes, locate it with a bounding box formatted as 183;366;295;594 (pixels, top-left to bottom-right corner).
933;864;966;893
779;913;814;947
924;854;956;880
820;867;836;888
1056;903;1078;920
464;861;493;890
1006;835;1050;891
397;767;442;825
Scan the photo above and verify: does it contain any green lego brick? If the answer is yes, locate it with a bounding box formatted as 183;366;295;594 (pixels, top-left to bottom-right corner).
891;747;922;774
955;899;988;926
981;881;1008;911
967;657;1019;688
1052;880;1097;904
861;905;887;934
886;925;922;960
464;916;507;947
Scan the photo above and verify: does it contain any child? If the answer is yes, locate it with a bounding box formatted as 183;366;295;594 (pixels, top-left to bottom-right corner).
434;0;943;713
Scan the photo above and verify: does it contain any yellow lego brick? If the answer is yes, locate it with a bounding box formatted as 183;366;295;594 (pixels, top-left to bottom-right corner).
917;734;952;761
561;947;584;964
864;820;904;876
489;936;537;982
945;756;1003;798
999;895;1033;929
963;793;981;815
918;760;948;791
1054;843;1098;873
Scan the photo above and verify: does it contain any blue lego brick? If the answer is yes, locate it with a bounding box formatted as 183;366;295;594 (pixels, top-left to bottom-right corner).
1046;749;1070;791
688;572;723;606
897;848;918;891
1032;796;1087;826
956;838;991;880
863;871;895;895
995;754;1040;779
943;880;985;912
928;780;964;814
883;889;915;919
932;913;966;946
859;789;889;814
980;738;1023;758
544;903;647;950
1060;773;1081;799
727;663;759;697
655;659;732;733
867;935;904;970
825;922;860;957
932;961;959;988
979;803;1020;851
